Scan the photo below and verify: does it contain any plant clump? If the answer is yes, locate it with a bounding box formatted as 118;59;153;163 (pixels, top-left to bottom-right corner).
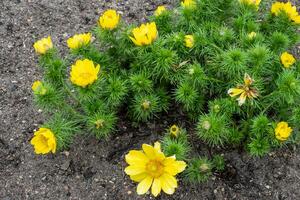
30;0;300;197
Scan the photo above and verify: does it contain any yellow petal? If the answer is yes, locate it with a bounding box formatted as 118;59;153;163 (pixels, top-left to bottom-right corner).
228;88;244;97
137;176;153;195
160;174;177;195
129;36;141;46
130;173;148;182
151;178;162;197
125;150;148;165
164;158;187;175
142;144;156;160
154;142;161;152
237;92;247;106
124;165;145;176
244;73;253;86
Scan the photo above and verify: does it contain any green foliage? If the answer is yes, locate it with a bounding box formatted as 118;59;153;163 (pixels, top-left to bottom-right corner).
247;115;274;156
33;82;64;111
248;137;271;157
87;112;117;139
161;127;191;160
102;75;128;109
212;155;225;171
220;48;248;79
196;114;230;146
184;157;212;184
43;114;79;150
130;93;160;122
276;70;300;104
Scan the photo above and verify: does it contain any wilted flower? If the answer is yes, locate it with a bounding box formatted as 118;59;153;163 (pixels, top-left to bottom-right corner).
98;9;120;30
70;59;100;88
228;73;258;106
32;80;47;95
271;2;300;24
67;33;92;49
184;35;194;48
280;52;296;68
248;31;257;39
33;36;53;55
275;121;292;141
154;6;166;16
125;142;186;197
129;22;158;46
239;0;261;8
30;128;56;154
170;125;179;137
181;0;196;8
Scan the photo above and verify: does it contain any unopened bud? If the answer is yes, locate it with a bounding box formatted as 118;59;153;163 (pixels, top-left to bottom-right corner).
142;100;151;110
202;120;211;130
95;119;104;129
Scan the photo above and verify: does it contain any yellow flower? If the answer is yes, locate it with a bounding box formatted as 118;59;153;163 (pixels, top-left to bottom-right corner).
181;0;196;8
32;80;47;95
248;31;257;39
170;125;179;137
98;9;120;30
228;73;258;106
291;15;300;24
67;33;92;49
129;22;158;46
154;6;166;16
280;52;296;68
271;2;300;24
239;0;261;8
184;35;194;48
33;36;53;55
70;59;100;88
275;122;292;141
125;142;186;197
30;128;57;154
271;2;284;14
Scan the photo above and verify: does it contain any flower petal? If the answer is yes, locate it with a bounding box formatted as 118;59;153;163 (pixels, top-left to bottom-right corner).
129;36;141;46
151;178;162;197
154;142;161;152
137;176;153;195
130;173;148;182
142;144;156;160
124;165;145;176
125;150;149;166
160;174;177;195
228;88;244;97
164;159;187;176
237;92;247;106
244;73;253;86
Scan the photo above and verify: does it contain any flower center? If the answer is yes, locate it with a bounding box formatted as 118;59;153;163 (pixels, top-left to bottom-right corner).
80;72;93;79
146;160;164;178
40;135;49;147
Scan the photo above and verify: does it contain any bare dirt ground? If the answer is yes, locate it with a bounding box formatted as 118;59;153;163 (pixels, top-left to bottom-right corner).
1;0;300;199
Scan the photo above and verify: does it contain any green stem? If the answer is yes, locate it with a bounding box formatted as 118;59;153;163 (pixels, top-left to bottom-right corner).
204;77;224;83
262;97;279;114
